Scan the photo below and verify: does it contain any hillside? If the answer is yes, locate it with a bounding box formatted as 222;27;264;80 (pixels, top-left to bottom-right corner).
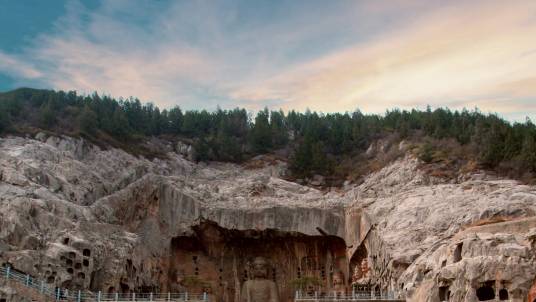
1;88;536;185
0;133;536;301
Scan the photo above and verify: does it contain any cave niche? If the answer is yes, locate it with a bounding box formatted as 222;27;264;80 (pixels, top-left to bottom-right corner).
439;286;450;301
453;243;462;263
169;221;348;302
476;282;495;301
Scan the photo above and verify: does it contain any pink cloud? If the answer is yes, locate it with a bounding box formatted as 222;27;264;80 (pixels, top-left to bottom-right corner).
228;0;536;117
0;52;42;79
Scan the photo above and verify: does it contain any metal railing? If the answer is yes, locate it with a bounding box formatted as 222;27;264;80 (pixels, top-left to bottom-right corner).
1;266;208;302
294;291;403;301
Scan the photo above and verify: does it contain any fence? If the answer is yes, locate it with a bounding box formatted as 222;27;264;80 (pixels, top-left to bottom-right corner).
294;290;404;301
1;266;208;302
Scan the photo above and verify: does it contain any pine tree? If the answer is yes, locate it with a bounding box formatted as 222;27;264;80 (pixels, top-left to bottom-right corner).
270;110;288;147
310;141;328;174
0;108;9;133
150;107;163;135
39;100;56;128
109;108;131;139
418;142;434;163
289;133;315;177
250;108;272;153
168;107;183;134
215;127;242;162
78;105;98;135
521;132;536;171
476;119;506;168
193;137;211;162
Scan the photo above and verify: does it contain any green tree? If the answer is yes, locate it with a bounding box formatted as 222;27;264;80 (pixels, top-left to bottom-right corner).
109;108;131;139
289;135;313;178
310;141;329;174
193;137;211;162
520;132;536;171
214;128;242;162
0;109;9;133
78;105;98;135
419;142;434;163
250;108;272;153
168;107;183;134
39;101;56;128
270;110;288;147
475;118;506;168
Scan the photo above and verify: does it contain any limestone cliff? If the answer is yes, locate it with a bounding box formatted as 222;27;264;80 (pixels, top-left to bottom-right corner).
1;134;535;302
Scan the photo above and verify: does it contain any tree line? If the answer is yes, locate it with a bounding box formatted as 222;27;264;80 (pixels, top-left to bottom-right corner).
1;88;535;181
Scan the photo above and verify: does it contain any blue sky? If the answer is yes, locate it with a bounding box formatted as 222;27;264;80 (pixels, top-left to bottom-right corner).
1;0;536;121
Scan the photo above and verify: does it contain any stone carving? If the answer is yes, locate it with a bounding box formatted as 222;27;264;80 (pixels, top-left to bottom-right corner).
241;257;279;302
332;271;346;296
351;264;361;283
351;259;370;285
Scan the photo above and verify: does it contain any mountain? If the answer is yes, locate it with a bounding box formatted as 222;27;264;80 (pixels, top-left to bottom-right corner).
1;133;536;301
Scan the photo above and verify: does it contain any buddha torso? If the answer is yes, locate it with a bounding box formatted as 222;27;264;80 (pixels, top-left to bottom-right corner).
242;279;278;302
241;257;279;302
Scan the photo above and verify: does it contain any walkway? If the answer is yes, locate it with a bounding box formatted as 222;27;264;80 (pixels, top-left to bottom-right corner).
1;266;207;302
294;292;404;302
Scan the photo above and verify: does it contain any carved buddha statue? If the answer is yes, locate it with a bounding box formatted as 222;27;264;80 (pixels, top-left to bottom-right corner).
352;264;362;283
241;257;279;302
352;258;370;285
332;270;346;296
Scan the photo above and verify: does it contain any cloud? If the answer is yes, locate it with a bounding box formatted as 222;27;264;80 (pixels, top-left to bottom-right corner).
0;51;42;79
229;0;536;119
21;0;224;108
6;0;371;109
0;0;535;121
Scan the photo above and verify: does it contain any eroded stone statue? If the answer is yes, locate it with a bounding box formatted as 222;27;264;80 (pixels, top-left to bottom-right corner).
241;257;279;302
332;270;346;295
351;258;370;285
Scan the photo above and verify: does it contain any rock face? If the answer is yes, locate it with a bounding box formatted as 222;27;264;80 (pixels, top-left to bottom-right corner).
348;157;536;301
1;134;536;302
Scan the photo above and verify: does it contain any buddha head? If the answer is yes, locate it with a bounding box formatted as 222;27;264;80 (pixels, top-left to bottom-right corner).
360;259;369;276
332;271;345;287
251;257;269;279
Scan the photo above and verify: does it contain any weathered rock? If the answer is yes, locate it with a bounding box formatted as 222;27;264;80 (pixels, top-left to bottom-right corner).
1;135;536;302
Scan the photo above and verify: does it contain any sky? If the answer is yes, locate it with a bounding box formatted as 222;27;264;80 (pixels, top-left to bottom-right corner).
0;0;536;121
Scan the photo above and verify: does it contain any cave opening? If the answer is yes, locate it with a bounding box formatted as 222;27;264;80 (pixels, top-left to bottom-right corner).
439;286;450;301
476;283;495;301
168;221;349;302
120;282;129;293
498;288;508;300
349;243;372;294
453;243;462;263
